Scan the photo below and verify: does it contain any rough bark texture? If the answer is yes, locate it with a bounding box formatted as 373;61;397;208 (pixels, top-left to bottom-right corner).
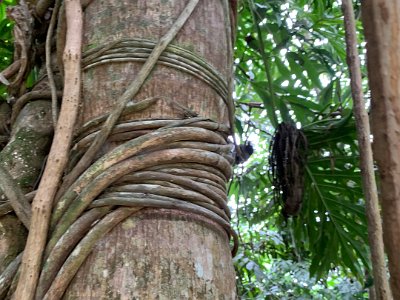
64;209;236;299
78;0;229;126
362;1;400;298
0;101;53;194
61;0;236;298
0;100;52;281
0;215;26;274
342;1;392;298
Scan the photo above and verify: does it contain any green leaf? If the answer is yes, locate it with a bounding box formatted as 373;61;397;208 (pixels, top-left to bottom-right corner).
252;81;279;128
317;80;334;105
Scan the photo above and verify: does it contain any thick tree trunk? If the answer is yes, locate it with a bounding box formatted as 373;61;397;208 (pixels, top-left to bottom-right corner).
0;0;237;298
63;0;236;298
362;1;400;298
65;209;236;299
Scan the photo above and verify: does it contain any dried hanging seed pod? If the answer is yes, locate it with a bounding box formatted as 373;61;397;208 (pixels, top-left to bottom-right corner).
269;122;308;217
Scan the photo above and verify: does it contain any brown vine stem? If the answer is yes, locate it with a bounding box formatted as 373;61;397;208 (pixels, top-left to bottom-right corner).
342;1;392;299
119;170;229;211
0;60;21;85
35;207;111;300
43;207;140;300
51;126;225;229
11;90;62;125
35;0;55;18
104;185;228;220
0;253;22;298
13;0;83;299
89;196;238;255
0;191;35;218
0;165;31;229
149;164;228;189
49;148;231;255
45;0;62;127
61;0;200;192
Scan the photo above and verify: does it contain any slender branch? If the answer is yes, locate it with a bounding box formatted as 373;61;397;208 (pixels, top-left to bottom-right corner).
342;1;392;299
11;90;62;125
35;0;55;18
0;165;31;229
43;207;139;300
248;0;279;127
0;191;36;218
13;1;83;299
35;207;111;300
45;0;62;126
0;60;21;85
0;253;22;298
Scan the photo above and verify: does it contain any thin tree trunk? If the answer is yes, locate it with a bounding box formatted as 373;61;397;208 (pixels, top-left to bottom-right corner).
342;1;392;298
361;1;400;298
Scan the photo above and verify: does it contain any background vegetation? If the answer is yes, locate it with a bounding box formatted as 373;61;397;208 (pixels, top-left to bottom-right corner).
231;0;369;298
0;0;370;298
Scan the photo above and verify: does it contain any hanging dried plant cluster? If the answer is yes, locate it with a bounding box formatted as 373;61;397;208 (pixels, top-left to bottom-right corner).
269;122;308;217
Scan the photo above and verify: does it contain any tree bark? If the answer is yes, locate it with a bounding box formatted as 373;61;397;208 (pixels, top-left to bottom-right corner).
63;0;236;298
0;100;53;291
362;1;400;298
65;209;236;299
342;1;392;298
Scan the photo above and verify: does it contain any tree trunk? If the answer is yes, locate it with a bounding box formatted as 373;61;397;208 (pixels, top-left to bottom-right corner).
67;0;236;297
362;1;400;298
65;209;236;299
342;1;392;298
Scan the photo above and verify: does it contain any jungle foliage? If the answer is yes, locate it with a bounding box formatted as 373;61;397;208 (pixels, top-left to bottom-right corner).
0;0;370;298
0;0;16;99
232;0;369;298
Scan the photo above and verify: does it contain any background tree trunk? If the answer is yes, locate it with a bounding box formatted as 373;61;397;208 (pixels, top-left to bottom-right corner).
362;1;400;298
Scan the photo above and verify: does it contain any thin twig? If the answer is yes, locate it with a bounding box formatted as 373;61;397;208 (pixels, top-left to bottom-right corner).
0;60;21;85
0;165;31;229
45;0;62;127
0;191;36;218
11;90;62;125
